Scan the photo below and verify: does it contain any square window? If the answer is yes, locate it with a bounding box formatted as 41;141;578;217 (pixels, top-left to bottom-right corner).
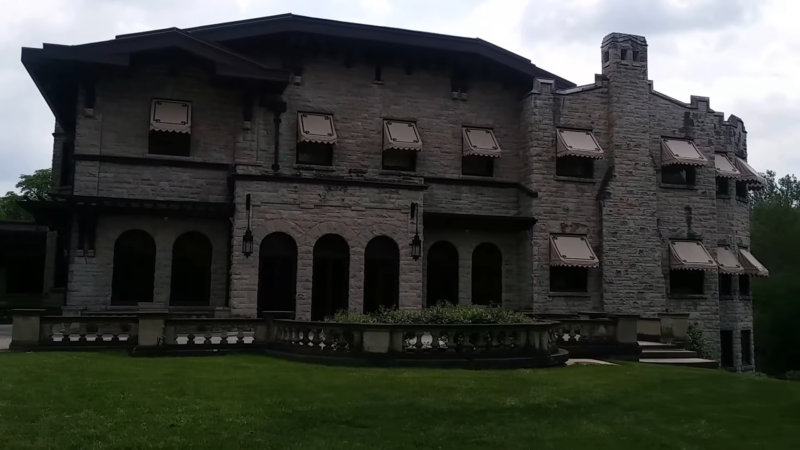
383;150;416;171
739;274;751;296
669;270;704;295
462;156;494;177
736;181;749;200
556;156;594;178
297;142;333;166
550;266;588;293
662;165;696;185
716;177;729;196
719;274;733;296
720;330;734;367
741;330;752;365
148;131;191;157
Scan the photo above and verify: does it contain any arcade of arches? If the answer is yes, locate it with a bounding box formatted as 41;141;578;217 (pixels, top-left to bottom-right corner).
108;229;504;315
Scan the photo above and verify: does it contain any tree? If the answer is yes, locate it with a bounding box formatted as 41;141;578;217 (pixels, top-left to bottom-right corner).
0;169;51;221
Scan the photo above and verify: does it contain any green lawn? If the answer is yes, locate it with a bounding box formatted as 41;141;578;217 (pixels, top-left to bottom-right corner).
0;353;799;450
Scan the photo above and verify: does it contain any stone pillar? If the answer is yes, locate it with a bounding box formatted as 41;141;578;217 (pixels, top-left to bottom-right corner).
614;313;640;344
137;310;168;348
659;312;689;344
10;309;45;350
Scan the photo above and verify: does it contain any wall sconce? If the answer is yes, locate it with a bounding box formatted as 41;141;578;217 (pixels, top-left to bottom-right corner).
409;202;422;261
242;194;254;258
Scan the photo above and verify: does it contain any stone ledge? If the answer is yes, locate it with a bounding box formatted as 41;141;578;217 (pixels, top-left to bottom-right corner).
554;175;595;184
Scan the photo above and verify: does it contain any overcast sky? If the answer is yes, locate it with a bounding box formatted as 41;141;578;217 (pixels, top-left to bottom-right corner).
1;0;796;194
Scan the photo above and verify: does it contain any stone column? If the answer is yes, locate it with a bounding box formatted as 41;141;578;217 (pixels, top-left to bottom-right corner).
10;309;45;350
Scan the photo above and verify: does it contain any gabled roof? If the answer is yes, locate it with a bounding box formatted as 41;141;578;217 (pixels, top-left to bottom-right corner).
122;14;574;87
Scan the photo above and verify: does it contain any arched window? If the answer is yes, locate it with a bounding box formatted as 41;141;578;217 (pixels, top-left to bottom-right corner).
258;232;298;317
311;234;350;321
169;231;212;306
426;241;459;306
111;230;156;305
363;236;400;314
471;243;503;306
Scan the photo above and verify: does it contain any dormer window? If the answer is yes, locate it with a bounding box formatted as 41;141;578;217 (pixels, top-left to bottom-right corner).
148;99;192;157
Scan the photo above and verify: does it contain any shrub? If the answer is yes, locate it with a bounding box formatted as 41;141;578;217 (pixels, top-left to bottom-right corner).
687;323;711;359
325;304;534;325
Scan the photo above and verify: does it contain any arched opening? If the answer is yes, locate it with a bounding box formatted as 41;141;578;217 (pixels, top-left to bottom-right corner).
426;241;459;306
363;236;400;314
111;230;156;305
169;231;212;306
471;243;503;306
258;232;298;317
311;234;350;321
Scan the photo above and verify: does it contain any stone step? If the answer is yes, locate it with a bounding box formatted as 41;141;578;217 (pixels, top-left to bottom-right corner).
641;349;698;359
638;341;682;350
639;358;719;369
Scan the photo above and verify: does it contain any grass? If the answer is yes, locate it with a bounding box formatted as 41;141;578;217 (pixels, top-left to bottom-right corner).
0;354;799;450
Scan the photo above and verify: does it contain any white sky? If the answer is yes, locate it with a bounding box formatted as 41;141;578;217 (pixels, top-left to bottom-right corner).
1;0;796;193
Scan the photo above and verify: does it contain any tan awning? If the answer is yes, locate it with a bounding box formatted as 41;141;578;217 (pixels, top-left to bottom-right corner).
714;154;741;179
733;157;766;187
150;99;191;133
738;249;769;277
556;129;604;159
715;246;744;274
463;128;501;158
669;240;717;271
661;139;707;166
550;235;599;268
383;120;422;151
297;113;337;144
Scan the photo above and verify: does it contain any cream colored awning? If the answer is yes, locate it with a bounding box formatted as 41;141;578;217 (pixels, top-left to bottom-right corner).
463;127;501;158
150;99;191;133
669;240;717;271
738;249;769;277
383;120;422;151
715;246;744;274
733;156;766;187
714;154;741;179
661;139;707;166
556;129;604;159
550;235;599;268
297;113;338;144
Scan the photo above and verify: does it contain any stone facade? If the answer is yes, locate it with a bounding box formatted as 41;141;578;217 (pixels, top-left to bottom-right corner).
36;25;761;371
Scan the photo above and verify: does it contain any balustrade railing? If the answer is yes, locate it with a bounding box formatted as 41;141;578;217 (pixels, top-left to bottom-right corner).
552;319;617;346
163;318;265;347
38;315;138;347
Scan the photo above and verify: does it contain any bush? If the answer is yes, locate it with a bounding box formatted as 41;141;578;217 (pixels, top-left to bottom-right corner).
687;323;711;359
325;304;534;325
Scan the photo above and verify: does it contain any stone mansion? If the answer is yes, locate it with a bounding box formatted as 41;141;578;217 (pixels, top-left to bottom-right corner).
18;14;767;370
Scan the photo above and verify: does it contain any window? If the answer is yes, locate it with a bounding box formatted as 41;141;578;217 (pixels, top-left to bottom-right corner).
720;330;734;368
462;156;493;177
735;181;748;200
169;232;212;307
556;156;594;178
719;274;733;296
739;274;751;296
661;165;696;185
669;270;704;295
149;99;192;157
716;177;729;196
297;142;333;166
383;149;416;171
550;266;588;293
741;330;752;365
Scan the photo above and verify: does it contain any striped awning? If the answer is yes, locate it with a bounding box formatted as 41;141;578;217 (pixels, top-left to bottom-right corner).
669;240;717;271
297;113;338;144
550;235;599;268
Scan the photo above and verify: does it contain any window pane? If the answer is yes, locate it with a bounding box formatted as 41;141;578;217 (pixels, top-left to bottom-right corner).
382;150;416;171
556;156;593;178
297;142;333;166
462;156;493;177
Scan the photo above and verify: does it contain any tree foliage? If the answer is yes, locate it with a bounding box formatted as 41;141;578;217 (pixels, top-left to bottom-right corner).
751;170;800;377
0;169;51;221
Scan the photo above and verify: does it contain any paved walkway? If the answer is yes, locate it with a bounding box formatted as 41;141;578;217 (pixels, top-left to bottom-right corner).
0;324;11;351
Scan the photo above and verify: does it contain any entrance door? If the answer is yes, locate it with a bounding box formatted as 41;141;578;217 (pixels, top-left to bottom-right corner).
426;241;459;306
311;234;350;320
258;233;297;317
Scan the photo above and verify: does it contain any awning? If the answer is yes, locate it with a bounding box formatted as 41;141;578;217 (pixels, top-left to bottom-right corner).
463;127;501;158
733;156;766;187
714;154;741;179
669;240;717;271
297;113;337;144
661;139;707;166
550;235;599;268
556;129;604;159
150;99;191;133
738;249;769;277
715;246;744;274
383;120;422;151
